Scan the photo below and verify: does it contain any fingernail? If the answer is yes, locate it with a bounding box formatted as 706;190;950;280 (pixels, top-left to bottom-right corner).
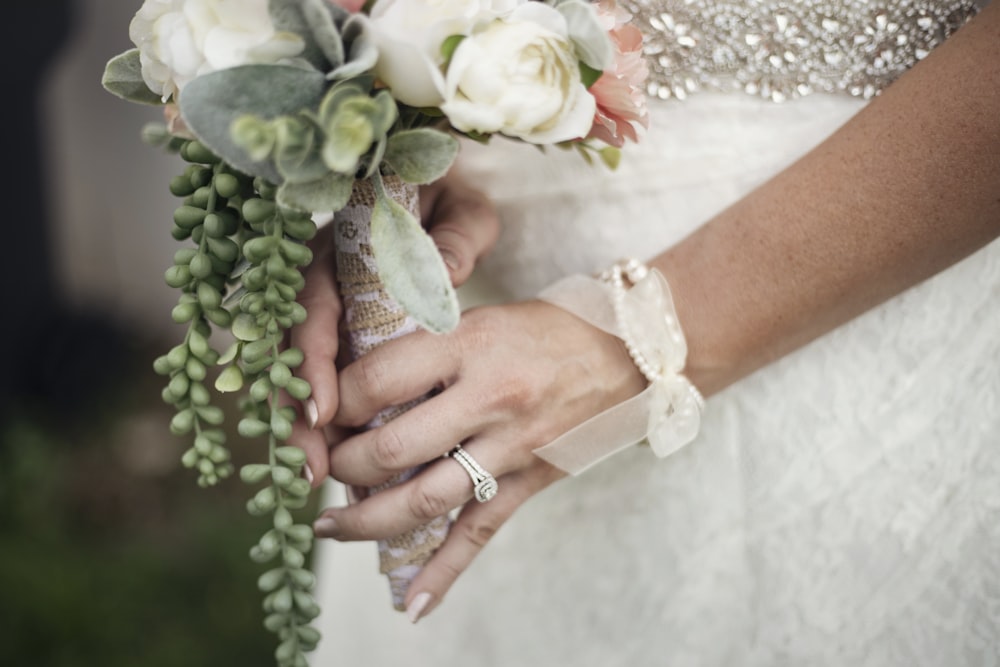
313;516;338;536
306;399;319;430
406;592;433;624
345;484;360;505
438;249;459;273
304;463;314;485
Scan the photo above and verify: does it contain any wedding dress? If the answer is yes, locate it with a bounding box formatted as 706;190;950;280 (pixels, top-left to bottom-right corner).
311;1;1000;665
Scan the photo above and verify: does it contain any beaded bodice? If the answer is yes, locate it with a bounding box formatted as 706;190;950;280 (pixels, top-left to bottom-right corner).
622;0;984;101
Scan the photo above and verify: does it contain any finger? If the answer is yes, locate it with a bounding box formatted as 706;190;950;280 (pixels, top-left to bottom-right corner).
402;465;559;623
334;329;461;427
328;390;488;487
426;181;500;287
279;386;347;488
315;441;507;541
289;223;342;429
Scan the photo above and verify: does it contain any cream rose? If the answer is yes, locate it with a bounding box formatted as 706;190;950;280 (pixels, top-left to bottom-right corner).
129;0;305;102
440;2;596;144
368;0;517;108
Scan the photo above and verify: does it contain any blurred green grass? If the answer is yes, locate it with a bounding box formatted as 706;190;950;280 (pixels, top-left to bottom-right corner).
0;336;319;667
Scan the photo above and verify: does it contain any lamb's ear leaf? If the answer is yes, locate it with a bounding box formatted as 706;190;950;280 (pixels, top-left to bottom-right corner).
277;172;354;213
370;188;460;334
102;49;163;105
382;129;459;184
179;64;327;182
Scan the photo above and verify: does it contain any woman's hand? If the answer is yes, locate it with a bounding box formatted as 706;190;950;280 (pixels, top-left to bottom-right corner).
288;170;501;486
312;299;647;621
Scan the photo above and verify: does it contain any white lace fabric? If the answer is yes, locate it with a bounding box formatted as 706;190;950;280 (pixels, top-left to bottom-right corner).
309;3;1000;664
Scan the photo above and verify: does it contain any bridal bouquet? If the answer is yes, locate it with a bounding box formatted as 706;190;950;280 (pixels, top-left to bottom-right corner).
102;0;647;664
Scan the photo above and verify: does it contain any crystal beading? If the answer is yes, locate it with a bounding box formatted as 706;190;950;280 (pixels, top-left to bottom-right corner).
622;0;983;102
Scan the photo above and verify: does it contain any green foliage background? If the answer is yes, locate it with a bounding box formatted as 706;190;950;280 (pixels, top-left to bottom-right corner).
0;341;319;667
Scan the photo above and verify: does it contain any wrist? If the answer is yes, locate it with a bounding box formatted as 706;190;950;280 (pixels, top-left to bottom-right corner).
531;259;706;475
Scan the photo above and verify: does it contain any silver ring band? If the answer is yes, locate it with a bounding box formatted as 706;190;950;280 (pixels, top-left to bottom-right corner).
447;445;498;503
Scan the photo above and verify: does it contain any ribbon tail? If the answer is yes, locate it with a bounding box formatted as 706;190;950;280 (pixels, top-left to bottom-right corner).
533;383;658;476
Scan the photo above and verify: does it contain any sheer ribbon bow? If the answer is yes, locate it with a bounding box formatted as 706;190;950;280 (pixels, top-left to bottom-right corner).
534;267;703;475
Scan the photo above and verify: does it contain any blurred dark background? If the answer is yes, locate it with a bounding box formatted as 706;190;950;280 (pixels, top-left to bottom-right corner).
0;3;316;665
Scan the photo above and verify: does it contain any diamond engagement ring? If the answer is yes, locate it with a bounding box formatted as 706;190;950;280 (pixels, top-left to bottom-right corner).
447;445;498;503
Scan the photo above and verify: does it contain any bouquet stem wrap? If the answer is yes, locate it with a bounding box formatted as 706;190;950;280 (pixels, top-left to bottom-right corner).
331;175;451;611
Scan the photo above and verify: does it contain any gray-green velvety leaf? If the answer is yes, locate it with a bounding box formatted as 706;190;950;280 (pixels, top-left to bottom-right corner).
362;136;388;179
370;194;460;333
301;0;348;70
179;64;327;183
270;0;347;71
328;14;378;81
383;129;460;184
277;172;354;212
102;49;163;105
556;0;613;70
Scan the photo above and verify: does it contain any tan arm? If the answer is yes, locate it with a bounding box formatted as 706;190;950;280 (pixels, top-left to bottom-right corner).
657;1;1000;396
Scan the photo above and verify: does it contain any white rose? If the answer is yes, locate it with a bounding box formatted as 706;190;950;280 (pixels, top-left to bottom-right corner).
368;0;518;108
439;3;596;144
129;0;305;102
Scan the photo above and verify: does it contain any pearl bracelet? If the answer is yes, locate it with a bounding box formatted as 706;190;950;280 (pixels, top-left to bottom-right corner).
533;259;705;475
598;258;705;411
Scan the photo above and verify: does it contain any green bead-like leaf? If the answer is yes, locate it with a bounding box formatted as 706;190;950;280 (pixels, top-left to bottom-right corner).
239;417;272;439
283;546;306;569
272;586;294;613
285;479;312;498
286;525;313;543
101;49;163;105
285;377;312;402
382;129;460;185
289;568;317;590
270;362;293;388
241;463;272;485
263;613;288;633
170;409;195;436
272;466;295;488
275;446;307;467
258;567;286;593
215;364;244;393
243;198;277;224
254;486;278;513
233;313;266;342
274;506;294;532
259;529;282;555
271;412;293;441
370;181;460;334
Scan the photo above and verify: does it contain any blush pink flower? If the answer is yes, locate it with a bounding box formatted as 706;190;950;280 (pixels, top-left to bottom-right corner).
587;0;649;147
328;0;367;12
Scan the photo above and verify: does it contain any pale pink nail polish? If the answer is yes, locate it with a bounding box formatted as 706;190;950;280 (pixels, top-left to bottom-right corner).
438;249;459;273
313;517;337;536
304;463;314;485
306;399;319;430
345;484;360;505
406;592;433;624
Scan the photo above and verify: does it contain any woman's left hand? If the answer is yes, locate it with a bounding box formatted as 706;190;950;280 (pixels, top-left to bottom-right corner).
312;299;646;621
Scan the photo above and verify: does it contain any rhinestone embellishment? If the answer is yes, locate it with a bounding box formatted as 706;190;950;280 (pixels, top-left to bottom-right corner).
622;0;982;102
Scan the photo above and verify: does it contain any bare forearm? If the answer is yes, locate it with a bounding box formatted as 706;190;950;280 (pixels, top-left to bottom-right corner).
655;1;1000;396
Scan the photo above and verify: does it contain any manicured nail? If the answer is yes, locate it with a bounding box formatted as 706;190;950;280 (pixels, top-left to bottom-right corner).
406;592;433;624
303;463;314;485
345;484;360;505
438;249;459;274
306;399;319;430
313;516;338;536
